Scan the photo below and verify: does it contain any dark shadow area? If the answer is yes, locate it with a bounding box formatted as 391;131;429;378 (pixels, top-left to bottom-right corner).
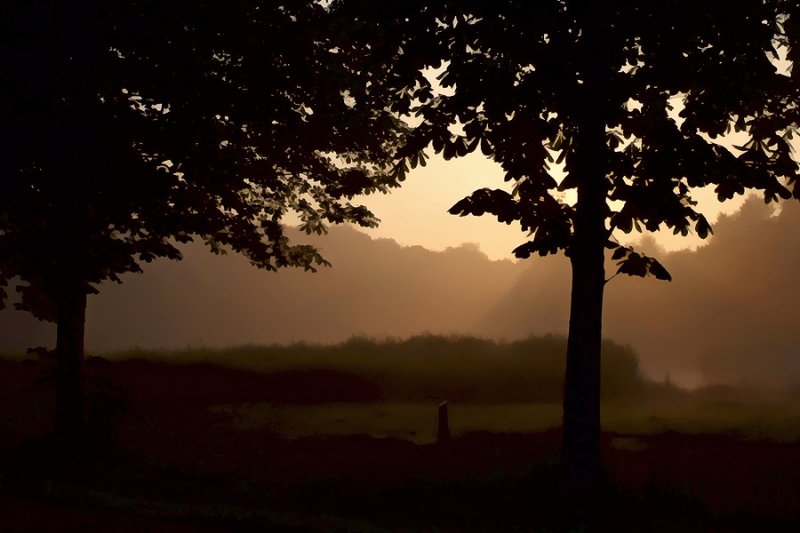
2;338;800;530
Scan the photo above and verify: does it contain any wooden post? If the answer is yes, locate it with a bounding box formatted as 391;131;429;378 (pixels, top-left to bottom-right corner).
437;400;450;444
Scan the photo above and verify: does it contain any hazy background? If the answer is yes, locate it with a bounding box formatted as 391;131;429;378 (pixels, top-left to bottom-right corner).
1;196;797;389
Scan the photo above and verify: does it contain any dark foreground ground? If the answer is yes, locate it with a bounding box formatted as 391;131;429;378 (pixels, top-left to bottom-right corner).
4;422;800;531
1;357;800;531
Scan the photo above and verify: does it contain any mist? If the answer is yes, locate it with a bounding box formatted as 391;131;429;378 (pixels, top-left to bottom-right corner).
2;198;798;389
479;198;800;388
65;228;521;349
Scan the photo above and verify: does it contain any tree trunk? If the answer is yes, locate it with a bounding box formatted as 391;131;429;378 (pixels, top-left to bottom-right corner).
55;280;87;444
559;113;608;498
560;232;605;496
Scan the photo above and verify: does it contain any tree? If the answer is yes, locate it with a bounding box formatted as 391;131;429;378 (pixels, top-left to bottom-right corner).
345;0;800;496
0;1;406;443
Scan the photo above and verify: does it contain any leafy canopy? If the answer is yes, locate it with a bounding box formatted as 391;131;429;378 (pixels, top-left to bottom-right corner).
0;1;408;319
353;0;800;280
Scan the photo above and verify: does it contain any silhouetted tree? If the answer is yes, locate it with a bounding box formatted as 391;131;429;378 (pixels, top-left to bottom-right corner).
0;1;406;444
344;0;800;496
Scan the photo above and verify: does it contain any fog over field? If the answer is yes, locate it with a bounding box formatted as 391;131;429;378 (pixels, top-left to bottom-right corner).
2;198;798;389
480;199;800;387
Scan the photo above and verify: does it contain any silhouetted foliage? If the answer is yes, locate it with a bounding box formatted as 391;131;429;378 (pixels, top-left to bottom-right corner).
343;0;800;493
0;2;407;439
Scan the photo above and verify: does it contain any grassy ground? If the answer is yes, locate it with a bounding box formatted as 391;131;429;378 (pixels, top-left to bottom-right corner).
2;350;800;531
3;393;800;531
3;420;800;532
217;399;800;444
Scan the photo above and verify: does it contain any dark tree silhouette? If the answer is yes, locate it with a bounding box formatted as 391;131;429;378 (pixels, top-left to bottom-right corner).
0;1;406;444
345;0;800;496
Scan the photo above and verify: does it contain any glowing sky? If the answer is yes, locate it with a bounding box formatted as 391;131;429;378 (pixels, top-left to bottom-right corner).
356;151;748;261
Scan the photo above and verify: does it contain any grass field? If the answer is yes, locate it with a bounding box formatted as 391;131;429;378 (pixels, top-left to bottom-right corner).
215;399;800;445
4;338;800;530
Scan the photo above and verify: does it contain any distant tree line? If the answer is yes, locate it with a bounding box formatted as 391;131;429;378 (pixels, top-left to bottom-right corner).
106;334;646;403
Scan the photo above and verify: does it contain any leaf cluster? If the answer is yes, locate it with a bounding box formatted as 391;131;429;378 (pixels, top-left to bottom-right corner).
0;1;410;318
378;0;800;280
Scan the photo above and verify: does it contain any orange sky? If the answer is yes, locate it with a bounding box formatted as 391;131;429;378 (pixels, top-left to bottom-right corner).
356;151;748;261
